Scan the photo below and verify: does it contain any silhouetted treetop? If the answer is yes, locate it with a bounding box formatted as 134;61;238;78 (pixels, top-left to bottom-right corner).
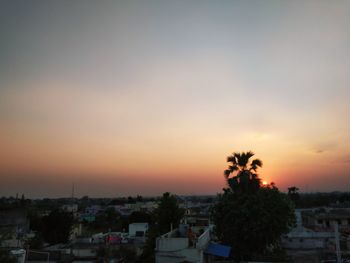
224;151;263;194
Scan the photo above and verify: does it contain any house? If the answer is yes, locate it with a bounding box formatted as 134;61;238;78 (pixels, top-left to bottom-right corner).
129;223;148;237
61;204;78;213
155;224;211;263
282;209;350;263
303;207;350;232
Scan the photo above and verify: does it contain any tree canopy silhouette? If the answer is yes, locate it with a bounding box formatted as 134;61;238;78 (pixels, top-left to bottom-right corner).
42;209;74;244
212;151;295;261
224;151;263;194
0;249;16;263
288;186;300;206
138;192;184;263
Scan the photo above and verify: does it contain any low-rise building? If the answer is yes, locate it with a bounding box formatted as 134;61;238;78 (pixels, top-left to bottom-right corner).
129;223;149;237
61;204;78;213
282;209;350;263
303;207;350;232
155;224;211;263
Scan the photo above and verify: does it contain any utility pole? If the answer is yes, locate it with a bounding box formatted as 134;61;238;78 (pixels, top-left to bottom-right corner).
335;222;341;263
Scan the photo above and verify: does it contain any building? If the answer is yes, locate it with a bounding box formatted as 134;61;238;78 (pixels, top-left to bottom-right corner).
282;209;350;263
61;204;78;213
128;223;149;237
303;207;350;232
155;224;211;263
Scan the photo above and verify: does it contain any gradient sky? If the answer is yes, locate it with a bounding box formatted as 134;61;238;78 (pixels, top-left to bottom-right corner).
1;0;350;198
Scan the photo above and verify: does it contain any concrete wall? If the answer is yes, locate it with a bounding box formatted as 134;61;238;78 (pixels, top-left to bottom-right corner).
282;230;334;250
156;236;189;251
155;228;211;263
72;248;96;258
282;237;326;249
156;248;200;263
197;228;210;249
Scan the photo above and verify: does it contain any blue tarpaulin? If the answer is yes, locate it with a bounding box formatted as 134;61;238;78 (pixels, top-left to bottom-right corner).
205;242;231;257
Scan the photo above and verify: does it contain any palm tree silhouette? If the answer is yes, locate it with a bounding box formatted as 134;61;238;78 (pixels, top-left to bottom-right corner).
224;151;263;193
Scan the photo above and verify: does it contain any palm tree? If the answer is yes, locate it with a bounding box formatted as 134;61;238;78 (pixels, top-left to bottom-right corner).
224;151;263;193
288;186;300;204
288;186;299;195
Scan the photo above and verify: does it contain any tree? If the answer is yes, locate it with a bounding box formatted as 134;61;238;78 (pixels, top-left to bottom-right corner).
0;249;16;263
92;208;125;232
155;192;184;235
26;233;44;249
138;192;184;263
224;151;263;194
212;151;295;261
136;195;143;202
127;196;135;204
129;211;152;224
288;186;300;205
42;209;74;244
138;227;157;263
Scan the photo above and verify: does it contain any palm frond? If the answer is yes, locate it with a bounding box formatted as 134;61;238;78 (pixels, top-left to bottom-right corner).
233;152;241;159
250;164;258;172
251;159;263;168
224;169;231;178
246;151;255;159
238;152;250;167
227;156;237;164
229;165;239;172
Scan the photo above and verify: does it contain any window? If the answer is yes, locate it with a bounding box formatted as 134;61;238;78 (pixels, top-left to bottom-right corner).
317;219;323;224
326;221;330;227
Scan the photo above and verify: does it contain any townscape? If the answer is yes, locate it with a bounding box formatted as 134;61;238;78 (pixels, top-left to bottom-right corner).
1;1;350;263
1;153;350;263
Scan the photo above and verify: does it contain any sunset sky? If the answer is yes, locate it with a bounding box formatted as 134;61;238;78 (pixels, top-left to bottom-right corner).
1;0;350;198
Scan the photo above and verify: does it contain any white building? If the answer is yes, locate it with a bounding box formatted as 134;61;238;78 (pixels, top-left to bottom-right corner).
128;223;149;237
61;204;78;213
155;225;211;263
282;210;335;249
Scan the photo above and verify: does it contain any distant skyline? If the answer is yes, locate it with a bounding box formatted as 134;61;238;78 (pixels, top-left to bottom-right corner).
1;0;350;198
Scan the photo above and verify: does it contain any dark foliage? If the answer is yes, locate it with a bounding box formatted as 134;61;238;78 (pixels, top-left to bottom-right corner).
129;211;152;224
89;208;128;233
297;192;350;208
41;209;74;244
0;249;16;263
155;192;184;235
212;151;295;261
138;192;184;262
212;186;295;260
26;233;44;249
288;186;300;206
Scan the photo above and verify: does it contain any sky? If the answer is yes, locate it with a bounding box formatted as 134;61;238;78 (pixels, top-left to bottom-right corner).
1;0;350;198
